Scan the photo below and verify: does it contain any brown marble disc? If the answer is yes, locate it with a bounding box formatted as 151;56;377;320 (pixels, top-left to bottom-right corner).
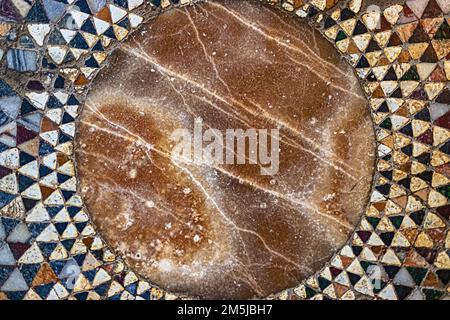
76;0;375;299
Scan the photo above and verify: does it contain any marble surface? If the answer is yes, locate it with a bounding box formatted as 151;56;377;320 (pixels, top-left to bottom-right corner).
75;0;375;299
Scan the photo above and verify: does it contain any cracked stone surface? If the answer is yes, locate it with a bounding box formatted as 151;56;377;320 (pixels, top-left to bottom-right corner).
75;0;376;299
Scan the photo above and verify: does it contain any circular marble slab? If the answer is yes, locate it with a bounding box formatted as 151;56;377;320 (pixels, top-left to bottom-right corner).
76;0;376;299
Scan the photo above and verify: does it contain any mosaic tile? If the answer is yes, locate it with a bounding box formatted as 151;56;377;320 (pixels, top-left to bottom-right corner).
6;48;37;72
0;0;447;301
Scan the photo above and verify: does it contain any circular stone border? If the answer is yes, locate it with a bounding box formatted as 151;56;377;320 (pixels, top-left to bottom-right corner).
0;0;448;300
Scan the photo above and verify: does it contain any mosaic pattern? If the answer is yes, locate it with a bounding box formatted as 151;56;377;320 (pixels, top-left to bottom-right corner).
0;0;448;300
74;1;375;299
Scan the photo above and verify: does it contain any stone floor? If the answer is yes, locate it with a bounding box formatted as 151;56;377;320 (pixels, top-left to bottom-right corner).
76;1;375;298
0;0;448;300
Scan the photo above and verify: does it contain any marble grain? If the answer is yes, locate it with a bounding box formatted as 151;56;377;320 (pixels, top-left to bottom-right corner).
76;0;376;299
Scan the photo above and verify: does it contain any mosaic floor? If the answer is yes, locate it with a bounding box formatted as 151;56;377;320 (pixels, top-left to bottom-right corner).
0;0;448;300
